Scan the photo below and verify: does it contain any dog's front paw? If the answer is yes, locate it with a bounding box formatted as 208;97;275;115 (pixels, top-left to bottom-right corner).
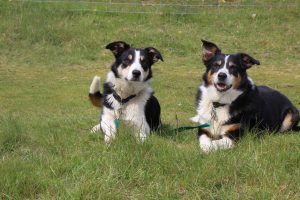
190;115;200;123
91;124;101;133
199;135;214;153
212;137;235;150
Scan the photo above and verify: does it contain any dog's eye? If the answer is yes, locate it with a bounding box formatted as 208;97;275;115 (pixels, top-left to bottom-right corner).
229;65;237;69
213;60;222;66
213;62;221;67
122;60;130;67
212;63;221;69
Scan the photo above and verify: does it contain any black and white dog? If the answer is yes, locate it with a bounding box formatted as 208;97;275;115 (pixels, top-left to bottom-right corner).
89;41;163;143
191;40;300;153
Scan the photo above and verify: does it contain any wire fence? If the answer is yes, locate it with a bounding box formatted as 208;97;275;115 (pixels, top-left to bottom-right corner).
13;0;299;15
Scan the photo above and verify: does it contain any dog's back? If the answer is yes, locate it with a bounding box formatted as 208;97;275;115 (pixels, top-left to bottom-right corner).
230;85;300;132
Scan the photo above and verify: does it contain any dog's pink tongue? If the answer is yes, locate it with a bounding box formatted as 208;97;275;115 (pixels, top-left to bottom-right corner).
218;83;226;88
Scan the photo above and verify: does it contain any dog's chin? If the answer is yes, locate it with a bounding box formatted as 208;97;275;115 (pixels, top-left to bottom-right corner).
214;83;232;92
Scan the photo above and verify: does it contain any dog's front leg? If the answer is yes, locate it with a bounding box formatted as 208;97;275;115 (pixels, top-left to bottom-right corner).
100;108;117;143
137;119;150;142
198;128;216;153
210;123;243;150
198;125;241;153
211;137;235;150
132;116;150;142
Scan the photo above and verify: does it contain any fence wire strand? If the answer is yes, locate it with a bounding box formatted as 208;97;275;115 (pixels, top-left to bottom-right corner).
10;0;299;15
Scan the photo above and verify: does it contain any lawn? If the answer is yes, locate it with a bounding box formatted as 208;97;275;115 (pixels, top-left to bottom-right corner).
0;0;300;199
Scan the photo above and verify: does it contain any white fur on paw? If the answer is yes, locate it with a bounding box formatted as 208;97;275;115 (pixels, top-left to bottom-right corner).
199;135;214;153
190;115;200;123
91;124;101;133
212;137;234;150
104;134;115;143
138;136;147;143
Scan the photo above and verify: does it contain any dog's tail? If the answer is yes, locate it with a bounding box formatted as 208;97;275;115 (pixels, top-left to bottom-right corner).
89;76;103;108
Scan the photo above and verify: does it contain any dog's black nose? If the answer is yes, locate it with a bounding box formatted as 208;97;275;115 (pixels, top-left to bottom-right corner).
218;72;227;81
132;70;141;78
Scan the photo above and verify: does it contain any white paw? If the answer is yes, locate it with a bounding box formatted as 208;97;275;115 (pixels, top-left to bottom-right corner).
199;134;214;153
190;115;200;123
138;136;147;143
91;124;101;133
212;137;235;150
104;134;115;143
200;144;214;153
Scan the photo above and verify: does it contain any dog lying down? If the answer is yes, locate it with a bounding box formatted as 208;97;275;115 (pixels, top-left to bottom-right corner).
89;41;163;143
191;40;300;153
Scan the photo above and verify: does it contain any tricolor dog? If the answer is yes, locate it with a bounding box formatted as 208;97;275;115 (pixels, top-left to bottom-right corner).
191;40;300;153
89;41;163;143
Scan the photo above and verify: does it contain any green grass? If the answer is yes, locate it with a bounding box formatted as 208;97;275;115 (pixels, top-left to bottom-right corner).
1;0;300;199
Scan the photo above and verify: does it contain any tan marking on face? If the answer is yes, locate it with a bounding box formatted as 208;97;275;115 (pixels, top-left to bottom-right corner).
233;74;242;89
149;49;156;53
214;60;222;66
207;70;214;85
140;56;144;61
280;113;293;132
128;54;133;60
229;61;236;67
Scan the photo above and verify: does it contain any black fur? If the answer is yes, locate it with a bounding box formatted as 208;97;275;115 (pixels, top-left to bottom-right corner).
102;82;114;109
227;85;300;133
145;95;161;130
195;88;202;107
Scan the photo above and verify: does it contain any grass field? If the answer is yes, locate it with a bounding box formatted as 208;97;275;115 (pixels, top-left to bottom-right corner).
1;0;300;199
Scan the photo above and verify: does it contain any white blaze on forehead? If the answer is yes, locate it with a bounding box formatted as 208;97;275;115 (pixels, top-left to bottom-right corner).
218;55;230;74
132;50;141;68
213;55;235;88
214;55;230;82
125;50;149;82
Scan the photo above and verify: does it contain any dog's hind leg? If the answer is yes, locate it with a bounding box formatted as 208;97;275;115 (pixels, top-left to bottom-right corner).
280;108;300;132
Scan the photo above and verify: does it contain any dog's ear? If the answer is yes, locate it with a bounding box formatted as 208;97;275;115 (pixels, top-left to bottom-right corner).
106;41;130;58
201;39;221;62
145;47;164;63
239;53;260;69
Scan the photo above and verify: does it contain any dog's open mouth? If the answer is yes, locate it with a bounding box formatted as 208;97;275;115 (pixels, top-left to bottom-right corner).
214;83;232;92
125;77;141;82
130;78;141;82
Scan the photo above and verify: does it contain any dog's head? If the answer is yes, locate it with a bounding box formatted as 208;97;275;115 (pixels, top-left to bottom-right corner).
201;40;260;92
106;41;163;82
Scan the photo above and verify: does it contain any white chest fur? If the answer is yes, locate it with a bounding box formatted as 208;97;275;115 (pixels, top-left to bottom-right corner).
193;85;241;136
106;71;151;99
101;85;152;142
119;89;151;122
